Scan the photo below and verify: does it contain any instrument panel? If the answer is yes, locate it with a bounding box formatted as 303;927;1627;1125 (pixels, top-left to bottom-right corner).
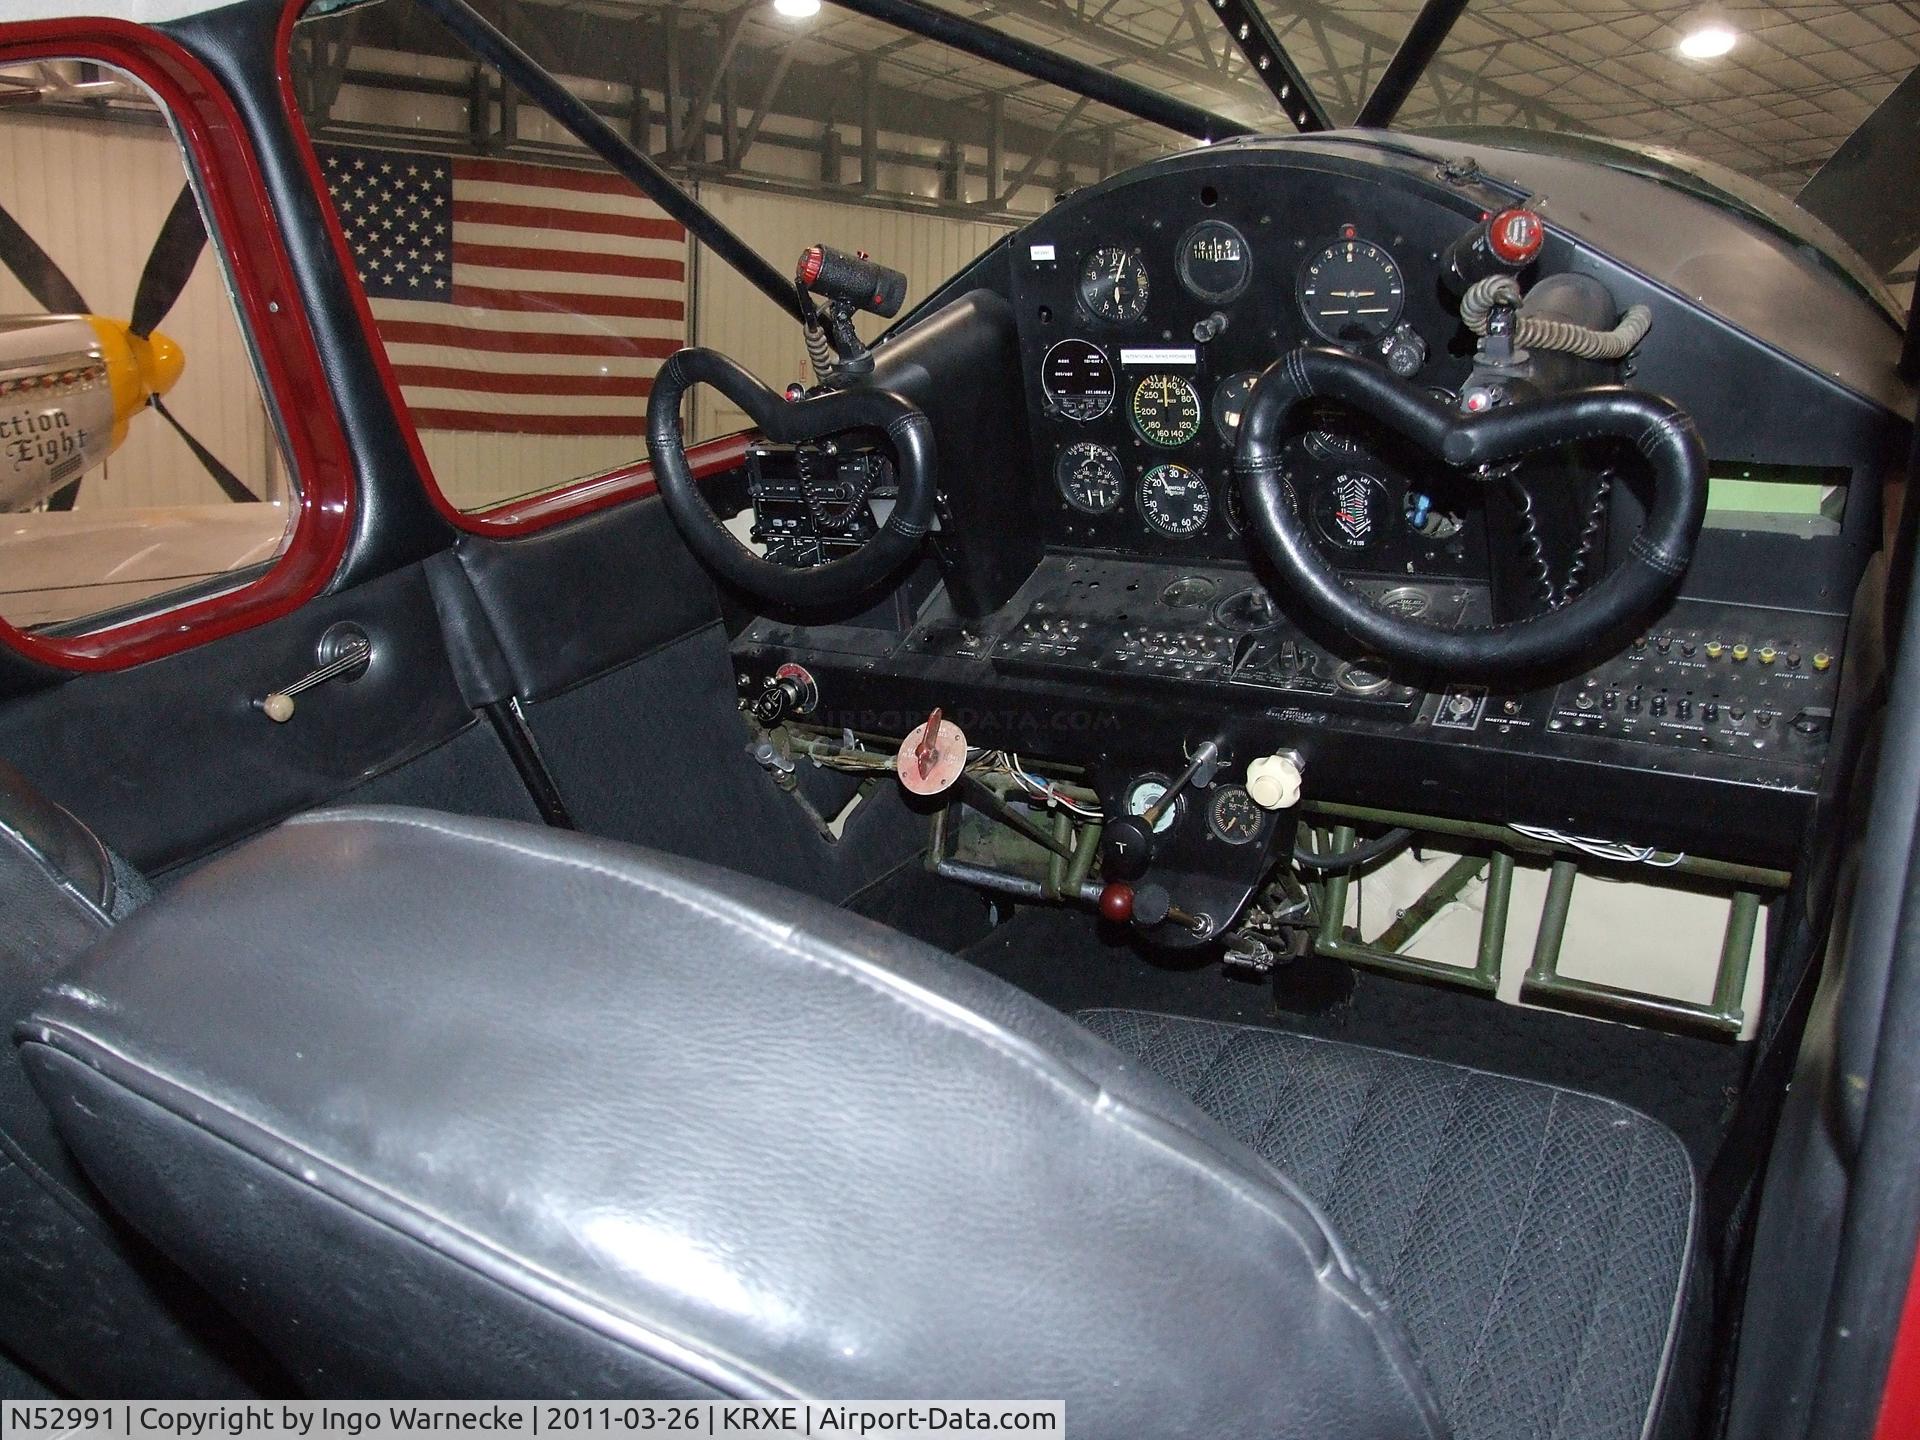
1010;166;1493;581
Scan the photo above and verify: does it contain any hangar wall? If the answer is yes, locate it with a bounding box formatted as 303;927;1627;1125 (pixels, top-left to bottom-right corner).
0;99;1009;516
0;112;293;513
393;183;1009;511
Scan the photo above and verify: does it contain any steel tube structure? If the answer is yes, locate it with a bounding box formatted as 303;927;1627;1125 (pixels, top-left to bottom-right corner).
825;0;1255;144
414;0;809;323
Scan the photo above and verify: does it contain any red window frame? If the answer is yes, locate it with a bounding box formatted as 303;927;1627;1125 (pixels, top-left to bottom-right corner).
274;0;751;539
0;19;356;671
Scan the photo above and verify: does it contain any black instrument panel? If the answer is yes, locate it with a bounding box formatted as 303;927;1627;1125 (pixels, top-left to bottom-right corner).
1010;164;1494;581
732;137;1905;869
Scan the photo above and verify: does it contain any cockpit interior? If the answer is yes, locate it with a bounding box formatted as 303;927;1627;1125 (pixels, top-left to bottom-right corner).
0;0;1916;1432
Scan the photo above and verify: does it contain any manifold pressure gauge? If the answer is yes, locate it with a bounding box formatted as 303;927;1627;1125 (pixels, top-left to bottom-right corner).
1139;464;1211;538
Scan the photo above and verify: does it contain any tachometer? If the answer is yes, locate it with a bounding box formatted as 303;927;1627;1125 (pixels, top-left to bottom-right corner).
1298;236;1405;342
1139;464;1211;538
1177;220;1252;303
1130;373;1203;448
1207;786;1264;845
1041;338;1116;421
1055;441;1125;515
1079;246;1150;322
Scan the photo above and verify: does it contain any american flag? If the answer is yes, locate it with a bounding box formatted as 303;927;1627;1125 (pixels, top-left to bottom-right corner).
317;144;686;437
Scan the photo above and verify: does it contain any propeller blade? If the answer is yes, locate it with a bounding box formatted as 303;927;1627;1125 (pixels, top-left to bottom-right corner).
152;396;258;504
0;197;88;314
128;185;207;339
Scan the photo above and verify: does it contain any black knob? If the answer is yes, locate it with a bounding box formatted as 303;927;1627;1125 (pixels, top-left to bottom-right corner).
749;678;803;725
1102;816;1154;881
1130;883;1172;927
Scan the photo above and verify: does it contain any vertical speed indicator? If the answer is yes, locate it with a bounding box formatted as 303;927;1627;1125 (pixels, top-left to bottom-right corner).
1298;236;1405;343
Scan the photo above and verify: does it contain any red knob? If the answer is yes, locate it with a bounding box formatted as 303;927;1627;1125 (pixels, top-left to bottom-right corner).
1099;882;1135;924
1487;207;1543;265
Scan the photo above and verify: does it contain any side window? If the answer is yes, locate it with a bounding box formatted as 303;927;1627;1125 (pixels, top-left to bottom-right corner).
290;0;691;517
0;59;296;633
307;139;686;513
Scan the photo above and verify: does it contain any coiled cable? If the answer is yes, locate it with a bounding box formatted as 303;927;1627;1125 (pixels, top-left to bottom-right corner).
1460;275;1653;360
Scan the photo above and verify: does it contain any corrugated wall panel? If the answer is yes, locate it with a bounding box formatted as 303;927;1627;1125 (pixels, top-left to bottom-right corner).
0;111;289;512
688;184;1010;440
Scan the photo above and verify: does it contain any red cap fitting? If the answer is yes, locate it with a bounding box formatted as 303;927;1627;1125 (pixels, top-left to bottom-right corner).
1098;882;1135;924
1487;208;1543;266
797;246;824;286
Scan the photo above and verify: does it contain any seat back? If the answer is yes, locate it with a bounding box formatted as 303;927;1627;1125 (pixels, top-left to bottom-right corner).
0;761;263;1396
21;807;1443;1433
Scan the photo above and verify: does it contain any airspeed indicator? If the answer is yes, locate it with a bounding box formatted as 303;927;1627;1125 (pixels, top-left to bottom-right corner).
1130;373;1203;448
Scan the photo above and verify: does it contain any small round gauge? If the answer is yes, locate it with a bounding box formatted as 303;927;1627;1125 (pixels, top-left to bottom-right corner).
1336;659;1394;696
1130;373;1203;448
1298;236;1406;342
1160;575;1217;608
1311;471;1390;551
1079;246;1150;322
1211;370;1262;443
1055;441;1125;515
1302;402;1362;461
1377;585;1431;619
1177;220;1252;303
1125;776;1179;834
1041;338;1116;421
1207;786;1264;845
1139;463;1211;538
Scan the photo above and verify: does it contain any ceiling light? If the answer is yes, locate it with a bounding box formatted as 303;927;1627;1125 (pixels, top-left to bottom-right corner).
774;0;821;17
1677;23;1737;59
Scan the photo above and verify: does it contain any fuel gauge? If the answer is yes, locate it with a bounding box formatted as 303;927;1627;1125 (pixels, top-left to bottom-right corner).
1211;370;1262;443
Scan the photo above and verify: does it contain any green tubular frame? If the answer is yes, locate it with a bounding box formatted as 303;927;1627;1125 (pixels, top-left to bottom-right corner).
1306;805;1781;1038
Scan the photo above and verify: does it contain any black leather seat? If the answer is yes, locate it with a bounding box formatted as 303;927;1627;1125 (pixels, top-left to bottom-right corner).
0;762;265;1395
17;807;1696;1433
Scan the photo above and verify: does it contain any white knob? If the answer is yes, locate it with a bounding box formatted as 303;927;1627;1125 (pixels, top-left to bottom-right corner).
1245;752;1303;810
260;692;296;723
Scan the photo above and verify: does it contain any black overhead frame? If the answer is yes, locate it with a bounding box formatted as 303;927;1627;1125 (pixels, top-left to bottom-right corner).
413;0;810;323
824;0;1254;145
1202;0;1329;132
1199;0;1474;133
410;0;1258;328
1356;0;1473;129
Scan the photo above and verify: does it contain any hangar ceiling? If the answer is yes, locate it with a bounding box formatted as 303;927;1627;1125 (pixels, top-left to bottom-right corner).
29;0;1912;287
349;0;1914;280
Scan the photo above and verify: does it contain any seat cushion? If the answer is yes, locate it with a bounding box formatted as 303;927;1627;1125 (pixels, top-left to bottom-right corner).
1078;1009;1697;1440
20;807;1443;1432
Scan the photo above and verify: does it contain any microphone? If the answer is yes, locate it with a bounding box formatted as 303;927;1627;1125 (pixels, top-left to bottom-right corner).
796;244;908;319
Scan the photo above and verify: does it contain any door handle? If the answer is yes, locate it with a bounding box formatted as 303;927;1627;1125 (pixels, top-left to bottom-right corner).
255;623;372;723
